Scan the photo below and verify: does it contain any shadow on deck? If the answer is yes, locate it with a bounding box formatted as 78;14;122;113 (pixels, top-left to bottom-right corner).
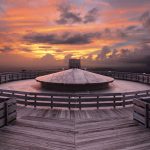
0;106;150;150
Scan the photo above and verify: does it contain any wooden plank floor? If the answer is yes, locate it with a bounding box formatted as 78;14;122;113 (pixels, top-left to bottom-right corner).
0;106;150;150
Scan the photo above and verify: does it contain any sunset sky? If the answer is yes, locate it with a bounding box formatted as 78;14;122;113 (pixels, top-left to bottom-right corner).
0;0;150;70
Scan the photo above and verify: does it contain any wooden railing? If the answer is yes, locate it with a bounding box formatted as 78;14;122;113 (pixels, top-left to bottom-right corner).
0;97;16;127
0;70;150;109
133;98;150;128
95;71;150;84
0;70;57;84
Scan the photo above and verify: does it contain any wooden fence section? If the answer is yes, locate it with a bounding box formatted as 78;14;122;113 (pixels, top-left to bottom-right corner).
0;70;150;109
0;89;150;109
0;70;57;84
133;98;150;128
96;71;150;84
0;97;16;127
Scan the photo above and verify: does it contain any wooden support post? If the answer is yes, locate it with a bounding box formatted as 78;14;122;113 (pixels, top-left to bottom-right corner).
147;76;149;83
16;74;18;80
137;75;139;82
97;96;99;109
11;74;14;81
135;92;138;99
68;96;71;110
8;74;10;81
4;102;8;125
138;74;139;81
122;94;125;108
146;91;149;96
12;91;15;98
79;96;81;110
147;76;149;84
51;96;53;109
113;95;116;109
145;104;149;128
143;75;145;83
21;73;23;80
4;75;7;83
0;90;2;95
25;93;27;106
34;95;37;108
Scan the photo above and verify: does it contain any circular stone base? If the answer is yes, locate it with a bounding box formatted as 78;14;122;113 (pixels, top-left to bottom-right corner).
0;79;150;94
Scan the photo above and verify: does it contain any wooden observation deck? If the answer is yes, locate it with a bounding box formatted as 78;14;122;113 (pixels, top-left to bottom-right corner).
0;106;150;150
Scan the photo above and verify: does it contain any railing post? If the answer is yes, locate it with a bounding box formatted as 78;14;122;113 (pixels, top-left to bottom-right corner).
4;75;7;83
11;74;14;81
146;90;149;96
51;96;53;109
145;104;149;128
97;96;99;109
68;96;71;110
135;92;138;99
136;74;138;81
0;75;1;84
34;94;37;108
0;90;2;95
113;95;116;109
25;93;27;106
147;76;149;84
16;73;18;80
143;75;145;83
122;94;125;108
79;96;81;110
12;91;15;98
4;102;8;125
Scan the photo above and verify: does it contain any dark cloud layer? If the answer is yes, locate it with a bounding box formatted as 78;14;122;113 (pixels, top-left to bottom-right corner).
97;46;111;60
97;44;150;68
106;0;150;8
140;11;150;30
56;5;82;24
0;46;12;52
23;32;101;45
83;8;99;23
56;5;99;24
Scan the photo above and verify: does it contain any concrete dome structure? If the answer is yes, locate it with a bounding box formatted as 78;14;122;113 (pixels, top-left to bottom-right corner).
36;68;114;91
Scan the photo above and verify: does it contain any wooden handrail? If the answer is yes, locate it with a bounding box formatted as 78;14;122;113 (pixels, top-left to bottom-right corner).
0;70;150;109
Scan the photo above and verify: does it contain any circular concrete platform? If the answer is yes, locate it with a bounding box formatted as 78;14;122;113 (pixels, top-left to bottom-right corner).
0;79;150;94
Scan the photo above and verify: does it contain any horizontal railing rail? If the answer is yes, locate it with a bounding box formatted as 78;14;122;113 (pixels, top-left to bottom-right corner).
0;70;150;109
